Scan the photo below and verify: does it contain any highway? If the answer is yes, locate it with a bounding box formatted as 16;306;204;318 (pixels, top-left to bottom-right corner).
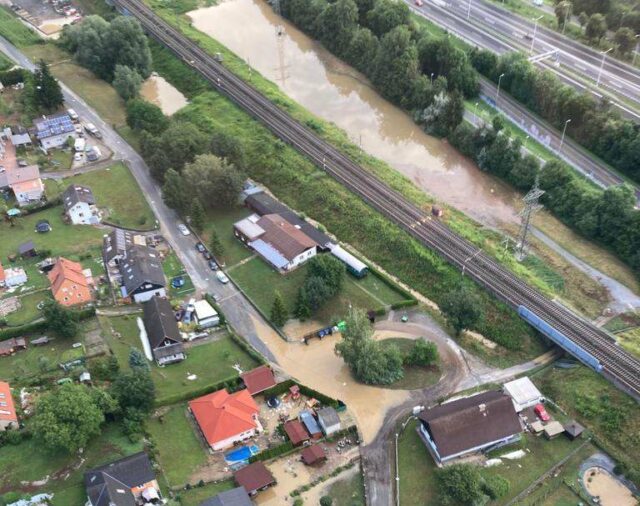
113;0;640;405
406;0;640;121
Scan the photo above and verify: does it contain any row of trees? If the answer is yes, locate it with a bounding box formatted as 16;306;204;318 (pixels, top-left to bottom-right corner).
565;0;640;33
450;115;640;273
60;15;152;101
471;50;640;184
280;0;478;137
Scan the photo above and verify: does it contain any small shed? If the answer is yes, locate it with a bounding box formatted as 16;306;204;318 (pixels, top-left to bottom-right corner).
233;462;276;496
240;365;277;396
543;421;564;440
299;410;322;440
432;206;444;218
564;420;585;440
503;377;543;413
530;421;544;435
284;419;310;446
18;240;36;258
79;372;91;383
317;407;341;436
301;444;326;466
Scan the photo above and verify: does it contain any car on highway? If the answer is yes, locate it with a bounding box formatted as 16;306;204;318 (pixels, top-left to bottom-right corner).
534;403;551;422
177;223;190;236
208;259;219;271
195;242;205;253
415;0;423;5
216;270;229;284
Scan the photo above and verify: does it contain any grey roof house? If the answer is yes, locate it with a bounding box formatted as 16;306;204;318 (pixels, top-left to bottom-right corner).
198;487;253;506
317;406;341;436
62;184;100;225
143;296;184;366
102;229;136;267
119;245;166;303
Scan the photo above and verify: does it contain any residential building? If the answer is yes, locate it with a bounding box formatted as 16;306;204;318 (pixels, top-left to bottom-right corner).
3;267;27;287
62;184;100;225
234;213;317;272
189;389;262;451
503;377;543;413
48;257;93;307
299;410;322;440
284;419;310;446
317;407;341;436
33;113;76;150
143;296;184;366
102;229;147;268
84;452;162;506
233;462;276;497
3;125;32;147
4;165;44;207
417;391;522;465
240;365;276;395
119;245;166;303
0;381;18;431
193;299;220;329
301;444;326;466
198;487;253;506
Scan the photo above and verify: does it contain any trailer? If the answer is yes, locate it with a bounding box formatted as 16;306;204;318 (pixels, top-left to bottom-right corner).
328;244;368;278
518;305;603;373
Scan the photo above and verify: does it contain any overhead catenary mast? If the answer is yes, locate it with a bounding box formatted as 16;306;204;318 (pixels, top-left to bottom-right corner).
516;175;545;261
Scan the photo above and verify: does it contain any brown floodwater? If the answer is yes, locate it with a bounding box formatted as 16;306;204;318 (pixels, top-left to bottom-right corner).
188;0;522;227
583;467;638;506
140;74;188;116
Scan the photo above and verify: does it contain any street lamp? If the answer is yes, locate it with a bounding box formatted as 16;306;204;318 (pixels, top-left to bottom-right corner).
562;2;572;35
596;48;612;87
559;118;571;153
531;15;543;53
473;102;479;124
497;73;505;103
430;72;434;85
467;0;473;20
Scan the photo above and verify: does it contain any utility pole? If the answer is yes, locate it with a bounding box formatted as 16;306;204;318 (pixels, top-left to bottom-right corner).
272;0;289;88
596;48;612;87
516;175;545;261
531;15;543;53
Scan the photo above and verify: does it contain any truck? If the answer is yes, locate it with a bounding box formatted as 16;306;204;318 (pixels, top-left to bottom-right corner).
84;123;102;139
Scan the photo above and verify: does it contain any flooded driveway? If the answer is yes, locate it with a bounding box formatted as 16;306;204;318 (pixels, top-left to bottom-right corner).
583;467;638;506
187;0;520;228
140;73;188;115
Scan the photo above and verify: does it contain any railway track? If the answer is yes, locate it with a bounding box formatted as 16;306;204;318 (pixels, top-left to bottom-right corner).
113;0;640;399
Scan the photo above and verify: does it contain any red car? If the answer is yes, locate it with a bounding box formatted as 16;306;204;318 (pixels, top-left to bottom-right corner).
534;403;550;422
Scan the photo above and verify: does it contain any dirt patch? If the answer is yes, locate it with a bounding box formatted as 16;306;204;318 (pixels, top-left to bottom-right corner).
0;297;21;317
140;74;188;116
583;467;637;506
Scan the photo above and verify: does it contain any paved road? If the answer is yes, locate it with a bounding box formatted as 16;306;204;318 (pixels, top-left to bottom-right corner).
0;35;276;362
406;0;640;121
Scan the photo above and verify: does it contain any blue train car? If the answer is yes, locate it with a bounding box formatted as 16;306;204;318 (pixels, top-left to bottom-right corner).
518;306;603;373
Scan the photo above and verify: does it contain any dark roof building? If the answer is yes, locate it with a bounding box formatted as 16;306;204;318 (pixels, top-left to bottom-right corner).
18;240;36;257
284;419;310;446
102;229;135;267
234;462;276;497
143;296;184;366
120;245;166;303
301;444;326;466
198;487;253;506
62;184;95;210
564;420;585;440
418;391;522;465
240;365;277;395
244;192;331;248
84;452;161;506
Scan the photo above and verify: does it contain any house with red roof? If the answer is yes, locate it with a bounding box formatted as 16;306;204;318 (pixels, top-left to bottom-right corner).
0;381;18;431
189;389;263;451
240;365;277;395
0;261;5;287
48;257;93;307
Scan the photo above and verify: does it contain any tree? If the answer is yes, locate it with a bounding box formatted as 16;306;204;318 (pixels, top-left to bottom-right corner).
190;198;206;233
345;27;379;73
483;475;510;499
126;98;169;134
365;0;410;38
270;291;288;327
554;1;573;29
307;255;344;294
112;64;142;101
128;347;149;371
317;0;359;56
105;16;152;80
88;355;120;381
31;384;105;453
300;276;332;311
209;230;225;258
162;168;190;214
372;26;419;105
614;27;636;55
578;11;589;27
60;15;111;79
183;154;244;209
406;339;439;367
419;91;464;137
210;130;246;170
320;497;333;506
31;60;64;112
436;464;485;505
294;288;311;320
586;13;607;41
440;286;484;335
42;300;78;338
111;369;155;413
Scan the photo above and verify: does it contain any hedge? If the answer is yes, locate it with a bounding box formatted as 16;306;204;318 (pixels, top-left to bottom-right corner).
248;440;295;463
204;293;226;326
0;68;26;86
366;264;415;305
228;331;267;366
155;375;243;406
0;320;47;341
261;379;343;408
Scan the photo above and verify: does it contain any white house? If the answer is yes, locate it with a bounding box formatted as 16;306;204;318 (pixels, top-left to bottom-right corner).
317;407;341;436
503;377;544;413
33;113;76;150
4;267;27;287
193;299;220;329
62;184;100;225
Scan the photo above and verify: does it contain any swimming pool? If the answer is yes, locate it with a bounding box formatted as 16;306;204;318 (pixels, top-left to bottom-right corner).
224;444;259;464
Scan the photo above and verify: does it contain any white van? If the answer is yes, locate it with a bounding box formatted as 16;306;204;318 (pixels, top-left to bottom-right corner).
74;137;86;152
67;108;79;121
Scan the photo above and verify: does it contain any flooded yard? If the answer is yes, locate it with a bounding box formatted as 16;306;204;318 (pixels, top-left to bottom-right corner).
140;73;188;115
583;467;638;506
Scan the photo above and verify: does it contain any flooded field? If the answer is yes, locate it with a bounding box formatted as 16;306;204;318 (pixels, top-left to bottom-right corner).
140;73;188;115
187;0;521;228
583;467;638;506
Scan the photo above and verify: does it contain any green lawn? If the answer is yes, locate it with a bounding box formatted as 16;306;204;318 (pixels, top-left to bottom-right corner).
3;290;51;326
0;423;143;505
616;327;640;359
326;469;366;506
0;6;41;47
201;206;255;267
398;419;440;506
378;338;441;391
147;403;207;487
100;315;259;403
176;479;236;506
162;251;195;298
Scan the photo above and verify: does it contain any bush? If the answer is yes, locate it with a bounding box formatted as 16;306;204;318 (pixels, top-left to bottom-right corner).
405;339;439;367
249;441;295;462
482;474;510;499
320;496;333;506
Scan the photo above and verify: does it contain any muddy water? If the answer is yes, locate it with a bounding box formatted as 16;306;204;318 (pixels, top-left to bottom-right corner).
255;458;313;505
140;74;188;116
583;467;638;506
253;316;409;444
187;0;521;227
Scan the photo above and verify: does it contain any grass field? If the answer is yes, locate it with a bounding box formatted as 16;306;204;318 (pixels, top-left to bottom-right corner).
200;206;255;267
0;423;142;505
147;403;207;486
3;290;50;326
162;251;195;298
378;338;441;391
615;327;640;359
100;315;259;402
0;6;41;47
397;419;440;506
326;468;366;506
177;479;236;506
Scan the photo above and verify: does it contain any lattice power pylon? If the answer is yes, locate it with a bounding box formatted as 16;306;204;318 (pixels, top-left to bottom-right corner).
516;177;545;261
272;0;289;87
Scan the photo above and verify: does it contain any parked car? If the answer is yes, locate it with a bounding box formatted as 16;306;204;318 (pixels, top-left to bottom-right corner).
84;123;102;138
74;137;86;152
216;270;229;284
534;403;550;422
195;242;206;253
67;108;79;121
177;223;190;236
86;146;101;162
208;259;218;271
203;251;212;260
73;152;83;162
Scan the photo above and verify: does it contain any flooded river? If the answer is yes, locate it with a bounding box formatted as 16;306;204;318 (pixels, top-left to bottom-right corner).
188;0;521;227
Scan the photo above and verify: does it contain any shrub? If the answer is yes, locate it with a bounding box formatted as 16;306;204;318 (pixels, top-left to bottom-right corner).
482;474;510;499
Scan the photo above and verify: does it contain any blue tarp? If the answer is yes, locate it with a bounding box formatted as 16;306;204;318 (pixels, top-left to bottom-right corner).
249;239;289;270
299;410;322;435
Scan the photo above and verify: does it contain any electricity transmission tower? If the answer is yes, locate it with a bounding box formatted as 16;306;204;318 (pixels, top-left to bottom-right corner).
516;176;544;261
272;0;289;87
